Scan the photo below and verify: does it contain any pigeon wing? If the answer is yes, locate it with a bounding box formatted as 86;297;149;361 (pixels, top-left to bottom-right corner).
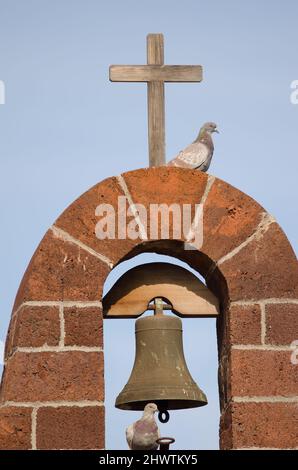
130;419;159;450
168;142;210;169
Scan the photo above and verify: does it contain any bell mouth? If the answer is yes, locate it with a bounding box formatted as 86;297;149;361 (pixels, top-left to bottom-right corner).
115;397;208;411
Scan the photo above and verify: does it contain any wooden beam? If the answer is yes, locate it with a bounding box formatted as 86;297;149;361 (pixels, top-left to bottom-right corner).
147;32;164;65
109;65;203;82
103;262;220;318
147;34;165;167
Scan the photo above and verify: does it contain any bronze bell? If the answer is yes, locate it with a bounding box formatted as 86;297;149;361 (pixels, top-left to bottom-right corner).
115;300;207;413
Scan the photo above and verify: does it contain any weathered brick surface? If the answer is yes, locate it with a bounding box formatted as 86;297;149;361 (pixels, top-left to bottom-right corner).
64;307;103;347
124;238;214;280
124;167;207;210
123;167;208;240
1;168;297;450
13;230;110;309
216;223;298;301
0;352;104;402
218;353;232;411
202;178;264;262
36;406;104;449
230;350;297;397
9;306;60;354
221;403;298;449
266;304;298;345
0;407;32;449
55;176;139;266
219;405;232;450
4;315;17;361
229;304;261;345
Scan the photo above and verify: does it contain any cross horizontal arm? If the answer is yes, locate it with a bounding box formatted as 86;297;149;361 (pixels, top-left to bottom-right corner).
109;65;203;82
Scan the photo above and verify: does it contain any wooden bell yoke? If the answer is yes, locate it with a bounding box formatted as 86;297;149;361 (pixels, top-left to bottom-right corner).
103;262;219;318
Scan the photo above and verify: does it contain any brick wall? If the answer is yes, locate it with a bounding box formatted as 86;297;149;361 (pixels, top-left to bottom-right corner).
0;167;297;449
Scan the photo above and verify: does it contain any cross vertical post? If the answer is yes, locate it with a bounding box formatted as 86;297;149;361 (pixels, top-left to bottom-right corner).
147;34;165;167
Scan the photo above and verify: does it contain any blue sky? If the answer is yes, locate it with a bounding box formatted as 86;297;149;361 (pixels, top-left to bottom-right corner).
0;0;297;449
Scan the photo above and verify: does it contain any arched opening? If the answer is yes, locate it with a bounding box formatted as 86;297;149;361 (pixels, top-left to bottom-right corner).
1;167;296;450
103;250;220;449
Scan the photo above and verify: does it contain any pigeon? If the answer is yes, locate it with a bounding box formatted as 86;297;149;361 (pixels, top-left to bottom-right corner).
126;403;160;450
167;122;219;172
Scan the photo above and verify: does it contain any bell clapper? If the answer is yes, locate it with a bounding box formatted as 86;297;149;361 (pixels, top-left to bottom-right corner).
153;299;171;424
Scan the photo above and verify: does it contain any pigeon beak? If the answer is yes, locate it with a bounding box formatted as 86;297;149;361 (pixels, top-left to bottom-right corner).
214;129;219;133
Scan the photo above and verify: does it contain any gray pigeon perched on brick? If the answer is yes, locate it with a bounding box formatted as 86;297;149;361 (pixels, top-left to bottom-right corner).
167;122;219;171
126;403;160;450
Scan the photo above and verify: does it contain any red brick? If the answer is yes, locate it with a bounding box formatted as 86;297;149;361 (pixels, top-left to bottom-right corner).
36;406;104;449
123;167;208;240
203;178;264;262
217;223;298;301
64;307;103;347
124;238;213;279
205;265;228;301
124;167;207;205
219;405;233;450
221;402;298;449
0;407;32;450
266;304;298;345
4;315;17;361
55;176;138;265
230;350;297;397
9;306;60;354
0;352;104;402
13;230;110;309
229;304;261;345
218;353;232;411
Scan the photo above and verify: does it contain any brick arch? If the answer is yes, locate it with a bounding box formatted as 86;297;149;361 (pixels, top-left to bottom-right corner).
0;167;297;450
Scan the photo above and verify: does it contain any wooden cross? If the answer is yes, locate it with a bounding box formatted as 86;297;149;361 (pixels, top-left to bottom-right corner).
109;33;203;167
